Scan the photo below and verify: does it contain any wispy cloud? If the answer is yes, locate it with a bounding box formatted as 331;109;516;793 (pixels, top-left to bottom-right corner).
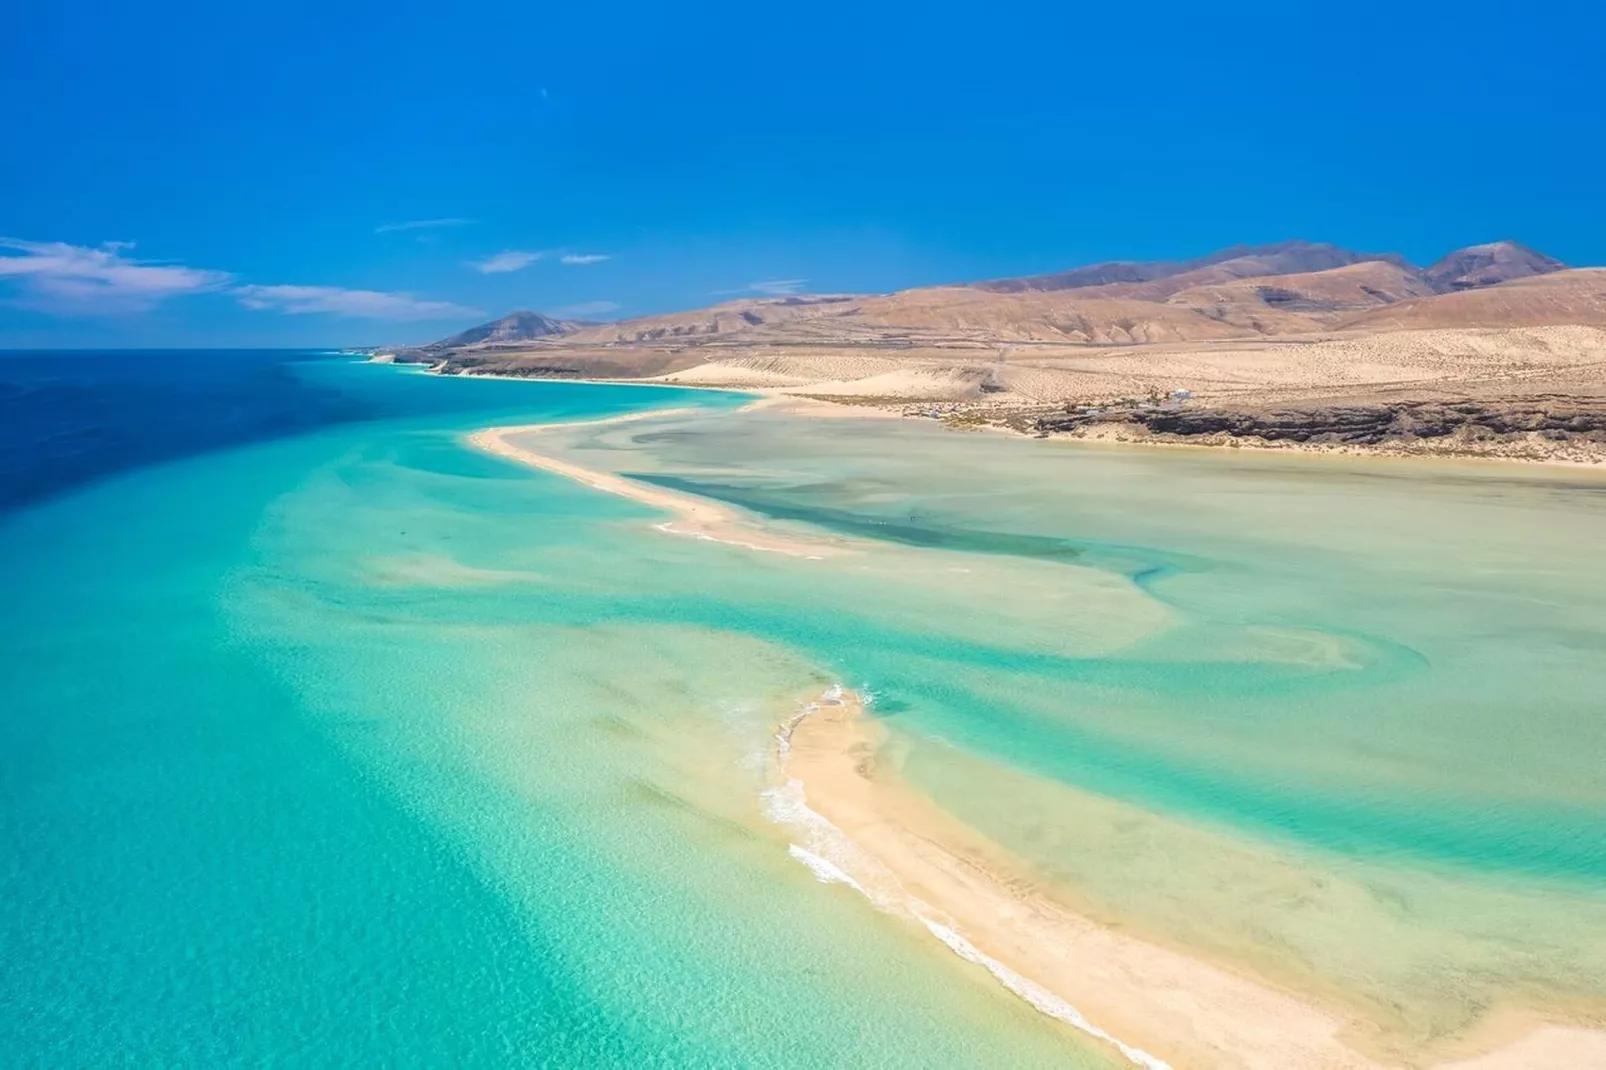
467;249;544;274
547;300;620;319
235;284;482;321
717;278;809;297
466;249;610;272
749;278;808;295
375;217;475;235
0;237;232;314
0;235;486;324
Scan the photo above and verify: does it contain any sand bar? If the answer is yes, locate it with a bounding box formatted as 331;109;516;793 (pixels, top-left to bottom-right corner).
770;688;1606;1070
466;409;848;557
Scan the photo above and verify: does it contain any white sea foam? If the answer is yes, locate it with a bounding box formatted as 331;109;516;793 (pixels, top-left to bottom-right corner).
917;915;1171;1070
761;777;903;913
773;685;843;759
773;708;810;760
788;844;866;893
651;520;823;559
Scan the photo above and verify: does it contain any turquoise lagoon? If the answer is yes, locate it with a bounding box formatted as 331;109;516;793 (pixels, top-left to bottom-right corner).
4;353;1605;1065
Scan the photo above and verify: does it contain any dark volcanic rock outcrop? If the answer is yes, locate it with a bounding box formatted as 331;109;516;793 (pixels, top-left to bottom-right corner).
1037;398;1606;447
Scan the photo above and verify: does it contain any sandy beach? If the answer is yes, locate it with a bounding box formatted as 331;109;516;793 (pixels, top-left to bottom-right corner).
435;361;1606;469
465;410;851;557
769;687;1606;1070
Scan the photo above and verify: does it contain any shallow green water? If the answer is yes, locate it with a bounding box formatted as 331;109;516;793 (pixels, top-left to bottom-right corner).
548;407;1606;1046
1;364;1107;1066
6;362;1605;1063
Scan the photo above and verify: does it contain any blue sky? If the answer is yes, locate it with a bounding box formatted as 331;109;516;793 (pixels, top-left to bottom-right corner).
3;0;1602;348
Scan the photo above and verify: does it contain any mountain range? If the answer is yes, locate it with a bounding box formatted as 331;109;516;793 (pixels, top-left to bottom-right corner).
385;237;1606;464
421;240;1586;354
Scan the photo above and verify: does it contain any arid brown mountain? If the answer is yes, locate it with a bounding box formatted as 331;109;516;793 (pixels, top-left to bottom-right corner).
404;237;1606;459
427;310;571;349
403;237;1605;463
1163;260;1437;331
969;241;1408;297
560;295;858;345
424;240;1583;356
1423;241;1566;292
818;287;1249;345
1343;269;1606;331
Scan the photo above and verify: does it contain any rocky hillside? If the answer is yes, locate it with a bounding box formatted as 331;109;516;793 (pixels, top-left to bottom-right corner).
426;310;571;350
969;240;1411;297
1423;241;1566;292
420;240;1579;360
1344;270;1606;331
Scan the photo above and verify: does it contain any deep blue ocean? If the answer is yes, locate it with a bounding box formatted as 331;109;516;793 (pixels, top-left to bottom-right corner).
0;350;361;512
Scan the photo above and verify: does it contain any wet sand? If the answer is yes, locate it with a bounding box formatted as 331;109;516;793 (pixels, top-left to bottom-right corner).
466;411;849;557
770;688;1606;1070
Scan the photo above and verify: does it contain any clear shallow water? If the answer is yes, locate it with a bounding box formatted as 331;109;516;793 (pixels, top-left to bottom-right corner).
0;353;1105;1067
4;353;1605;1064
543;409;1606;1048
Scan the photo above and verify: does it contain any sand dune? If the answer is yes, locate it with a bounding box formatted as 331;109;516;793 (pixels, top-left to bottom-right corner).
647;326;1606;408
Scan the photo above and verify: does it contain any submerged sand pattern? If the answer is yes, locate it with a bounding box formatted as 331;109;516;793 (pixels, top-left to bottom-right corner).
466;400;1606;1069
767;687;1606;1070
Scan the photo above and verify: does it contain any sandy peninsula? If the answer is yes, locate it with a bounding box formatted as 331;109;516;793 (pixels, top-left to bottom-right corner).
466;410;849;558
769;688;1606;1070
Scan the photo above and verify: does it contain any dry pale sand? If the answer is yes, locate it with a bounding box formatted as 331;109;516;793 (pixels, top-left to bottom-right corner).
465;411;848;557
636;326;1606;408
736;392;905;420
770;689;1606;1070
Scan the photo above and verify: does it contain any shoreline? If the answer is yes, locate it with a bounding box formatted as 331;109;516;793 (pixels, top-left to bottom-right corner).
399;358;1606;470
419;360;906;422
452;388;1606;1066
464;411;851;557
768;688;1606;1070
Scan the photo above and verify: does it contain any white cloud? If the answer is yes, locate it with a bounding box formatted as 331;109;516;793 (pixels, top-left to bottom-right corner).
375;217;475;234
548;300;620;319
748;278;808;295
0;235;487;324
560;253;611;265
468;249;544;274
0;237;232;314
235;284;482;321
716;278;809;297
